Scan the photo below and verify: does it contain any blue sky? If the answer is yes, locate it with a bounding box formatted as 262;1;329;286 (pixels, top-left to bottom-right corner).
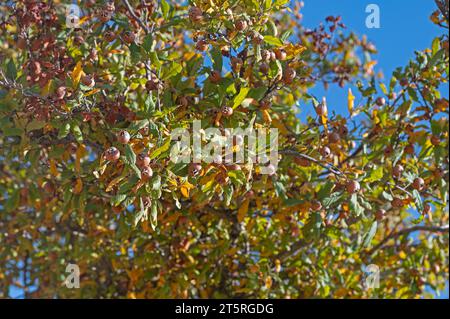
301;0;448;117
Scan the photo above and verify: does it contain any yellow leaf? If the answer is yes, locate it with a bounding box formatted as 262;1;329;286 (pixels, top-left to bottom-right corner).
180;181;195;198
262;109;272;124
42;79;53;96
265;276;273;289
348;88;355;116
84;88;100;97
320;97;328;130
71;61;83;87
106;175;126;192
75;144;86;173
73;178;83;194
284;43;306;59
238;198;250;222
49;159;59;177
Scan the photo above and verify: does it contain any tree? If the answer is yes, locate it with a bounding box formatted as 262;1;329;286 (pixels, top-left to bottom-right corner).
0;0;448;299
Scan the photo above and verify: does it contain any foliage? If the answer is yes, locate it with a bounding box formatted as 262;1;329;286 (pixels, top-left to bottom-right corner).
0;0;448;298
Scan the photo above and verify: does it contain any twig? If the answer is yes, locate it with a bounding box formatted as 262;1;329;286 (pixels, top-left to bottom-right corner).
122;0;150;34
367;224;449;255
279;149;345;177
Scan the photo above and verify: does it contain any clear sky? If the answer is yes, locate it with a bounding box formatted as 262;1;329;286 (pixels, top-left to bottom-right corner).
300;0;448;117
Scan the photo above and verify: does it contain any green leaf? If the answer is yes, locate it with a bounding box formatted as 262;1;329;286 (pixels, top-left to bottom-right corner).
134;197;147;227
412;189;424;212
232;87;250;109
57;123;71;139
144;94;156;114
150;200;158;230
111;194;127;207
128;119;149;132
264;35;283;47
322;192;343;208
223;185;233;206
211;47;223;72
228;170;247;186
71;124;83;143
124;144;136;165
6;59;17;80
365;166;384;183
429;49;446;67
274;181;288;200
142;34;154;52
363;221;378;248
161;0;170;19
349;194;365;216
150;138;171;159
2;127;23;137
161;61;182;80
274;0;289;6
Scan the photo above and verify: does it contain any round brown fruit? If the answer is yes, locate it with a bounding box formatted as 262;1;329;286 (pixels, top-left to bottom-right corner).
315;102;327;116
104;147;120;161
392;164;404;179
311;200;322;212
235;20;248;31
430;135;440;146
375;97;386;106
328;132;340;144
104;30;116;42
122;31;135;44
81;75;95;87
188;6;203;23
282;67;296;84
55;86;66;100
274;49;287;61
195;39;208;52
319;146;331;158
117;130;130;144
392;198;404;208
209;70;221;83
136;153;151;168
221;106;233;117
412;177;425;191
98;10;112;23
346;180;361;194
145;79;159;91
261;50;271;62
375;209;386;221
141;166;153;180
188;163;202;177
259;63;269;74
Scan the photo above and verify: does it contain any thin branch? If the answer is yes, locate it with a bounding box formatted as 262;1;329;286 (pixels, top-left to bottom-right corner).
122;0;150;34
279;149;345;177
367;224;449;255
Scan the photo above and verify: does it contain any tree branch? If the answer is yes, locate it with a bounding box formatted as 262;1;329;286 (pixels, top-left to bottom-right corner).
367;224;449;255
122;0;150;34
279;149;345;177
